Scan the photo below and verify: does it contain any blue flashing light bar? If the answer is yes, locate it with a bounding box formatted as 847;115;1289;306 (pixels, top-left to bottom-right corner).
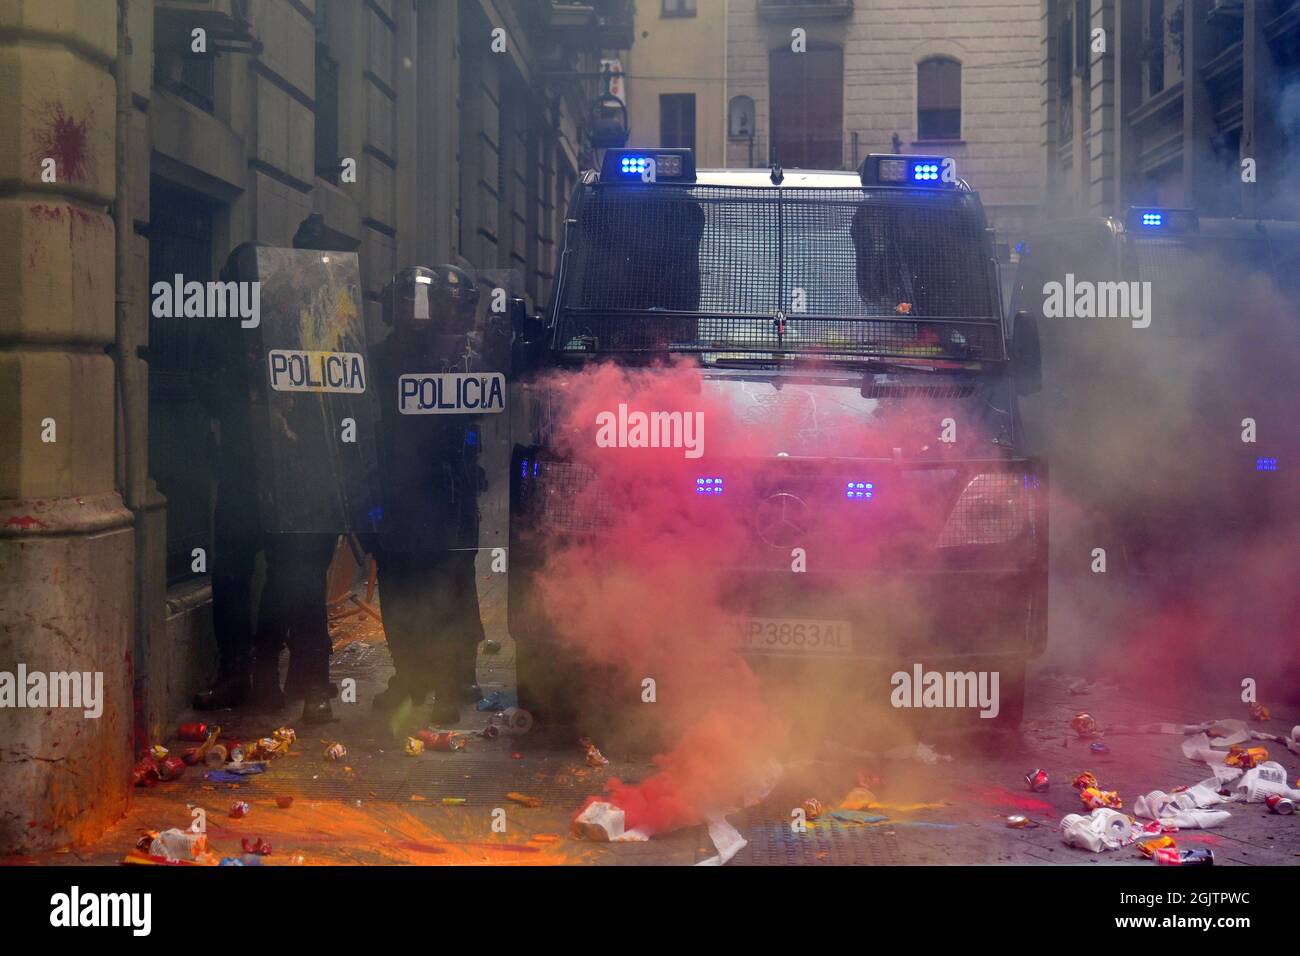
911;161;940;182
861;154;956;188
1257;457;1278;472
695;476;724;496
601;149;695;182
1125;207;1199;233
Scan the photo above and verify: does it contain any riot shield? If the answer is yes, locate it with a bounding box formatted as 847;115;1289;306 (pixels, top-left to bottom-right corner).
370;266;515;553
240;246;382;533
469;268;519;558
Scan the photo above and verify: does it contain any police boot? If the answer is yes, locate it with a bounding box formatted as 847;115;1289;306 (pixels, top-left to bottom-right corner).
249;659;285;712
283;668;338;703
192;657;251;710
373;677;426;714
300;684;334;725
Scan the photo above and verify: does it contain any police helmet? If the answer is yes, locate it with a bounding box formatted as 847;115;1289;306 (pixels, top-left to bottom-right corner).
382;266;439;327
430;263;480;330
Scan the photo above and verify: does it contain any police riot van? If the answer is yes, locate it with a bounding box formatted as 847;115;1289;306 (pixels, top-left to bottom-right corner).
508;149;1047;730
1010;210;1299;588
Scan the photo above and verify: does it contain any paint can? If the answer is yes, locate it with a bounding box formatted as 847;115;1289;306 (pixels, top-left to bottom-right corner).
499;707;534;735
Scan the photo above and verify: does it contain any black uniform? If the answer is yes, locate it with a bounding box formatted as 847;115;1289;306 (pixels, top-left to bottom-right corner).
192;243;265;711
193;241;344;724
252;532;337;711
369;266;489;720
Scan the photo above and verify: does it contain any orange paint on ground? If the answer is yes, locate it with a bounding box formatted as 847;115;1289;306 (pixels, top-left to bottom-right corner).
74;790;600;866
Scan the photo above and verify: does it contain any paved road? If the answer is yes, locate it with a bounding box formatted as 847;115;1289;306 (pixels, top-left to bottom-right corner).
10;549;1297;867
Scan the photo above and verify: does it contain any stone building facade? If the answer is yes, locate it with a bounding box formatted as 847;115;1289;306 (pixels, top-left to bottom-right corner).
1040;0;1300;221
0;0;631;853
622;0;729;166
723;0;1044;246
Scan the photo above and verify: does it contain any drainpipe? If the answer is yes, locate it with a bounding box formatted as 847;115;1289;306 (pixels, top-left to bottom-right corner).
722;0;729;168
114;0;148;748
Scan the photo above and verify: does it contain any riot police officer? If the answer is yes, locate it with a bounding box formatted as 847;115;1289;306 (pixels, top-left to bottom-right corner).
192;243;264;711
195;238;374;725
369;265;488;724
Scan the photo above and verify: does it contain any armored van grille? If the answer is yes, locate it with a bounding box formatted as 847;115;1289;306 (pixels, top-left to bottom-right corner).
557;313;1002;361
520;460;612;535
557;184;1003;363
861;383;976;399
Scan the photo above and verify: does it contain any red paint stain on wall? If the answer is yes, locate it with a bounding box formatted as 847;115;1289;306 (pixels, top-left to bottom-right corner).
29;103;95;184
28;204;64;221
4;516;51;531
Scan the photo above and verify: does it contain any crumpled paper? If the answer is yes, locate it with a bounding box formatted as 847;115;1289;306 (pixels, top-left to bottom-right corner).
574;761;781;865
571;801;650;842
1060;808;1139;852
1233;762;1300;803
693;759;783;866
1247;726;1300;756
696;815;748;866
1133;783;1231;829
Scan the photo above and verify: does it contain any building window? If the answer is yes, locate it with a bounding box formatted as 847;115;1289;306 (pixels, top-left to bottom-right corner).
660;94;696;150
917;56;961;141
769;44;844;168
154;48;215;113
315;44;341;183
662;0;696;17
1144;0;1166;96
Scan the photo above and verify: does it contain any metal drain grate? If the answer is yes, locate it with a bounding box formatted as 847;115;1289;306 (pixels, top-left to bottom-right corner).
736;817;903;866
330;642;394;682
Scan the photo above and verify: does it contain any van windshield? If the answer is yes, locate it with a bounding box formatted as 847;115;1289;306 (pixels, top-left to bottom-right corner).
555;184;1005;364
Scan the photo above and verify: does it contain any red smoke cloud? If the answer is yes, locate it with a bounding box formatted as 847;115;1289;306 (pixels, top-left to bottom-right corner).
533;359;786;832
525;331;1300;837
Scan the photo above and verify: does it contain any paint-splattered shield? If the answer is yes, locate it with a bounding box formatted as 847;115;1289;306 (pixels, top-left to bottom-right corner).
242;247;382;533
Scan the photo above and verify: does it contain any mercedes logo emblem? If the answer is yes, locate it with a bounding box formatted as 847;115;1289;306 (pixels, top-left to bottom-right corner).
754;492;809;548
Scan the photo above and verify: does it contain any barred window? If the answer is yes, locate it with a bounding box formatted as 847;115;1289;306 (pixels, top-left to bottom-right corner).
917;57;961;141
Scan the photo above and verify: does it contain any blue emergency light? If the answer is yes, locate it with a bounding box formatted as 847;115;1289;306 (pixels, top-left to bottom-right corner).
602;148;696;182
845;481;874;500
1257;457;1278;472
860;154;955;188
695;476;724;496
1126;207;1199;233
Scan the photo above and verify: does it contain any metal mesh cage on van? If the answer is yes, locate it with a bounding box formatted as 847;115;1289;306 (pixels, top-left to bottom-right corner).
556;184;1003;362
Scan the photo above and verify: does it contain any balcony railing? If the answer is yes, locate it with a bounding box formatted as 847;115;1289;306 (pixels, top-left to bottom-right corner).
758;0;854;21
546;0;635;49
